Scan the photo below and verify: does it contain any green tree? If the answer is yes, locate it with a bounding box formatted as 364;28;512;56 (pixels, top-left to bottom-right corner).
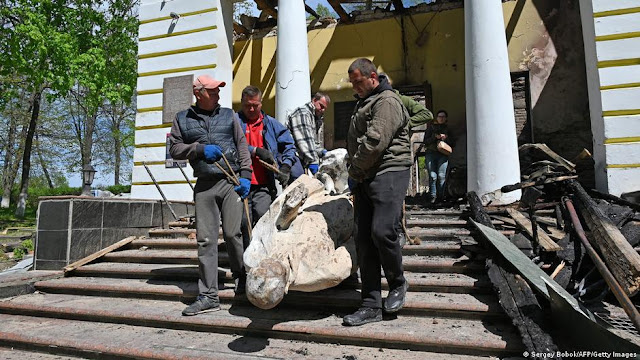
0;0;139;217
68;0;138;191
0;0;80;218
315;4;336;18
234;0;254;22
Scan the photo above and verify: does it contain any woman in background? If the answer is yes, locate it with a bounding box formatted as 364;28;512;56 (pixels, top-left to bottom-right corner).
423;110;451;204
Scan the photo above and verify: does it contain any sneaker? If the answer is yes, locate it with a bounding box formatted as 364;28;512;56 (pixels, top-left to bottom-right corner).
235;276;246;295
384;281;409;313
182;295;221;316
343;307;382;326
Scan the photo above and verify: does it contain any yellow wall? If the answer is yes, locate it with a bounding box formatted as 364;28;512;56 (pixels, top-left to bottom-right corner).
232;1;572;150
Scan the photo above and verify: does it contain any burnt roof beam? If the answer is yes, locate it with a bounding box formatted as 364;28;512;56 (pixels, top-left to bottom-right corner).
392;0;404;11
254;0;278;19
327;0;352;23
305;2;320;19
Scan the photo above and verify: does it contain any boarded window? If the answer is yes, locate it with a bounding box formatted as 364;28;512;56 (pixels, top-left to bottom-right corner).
333;100;357;142
511;71;533;144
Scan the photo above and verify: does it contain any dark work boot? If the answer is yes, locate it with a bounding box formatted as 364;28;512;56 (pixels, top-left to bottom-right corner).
384;281;409;313
342;307;382;326
235;276;246;295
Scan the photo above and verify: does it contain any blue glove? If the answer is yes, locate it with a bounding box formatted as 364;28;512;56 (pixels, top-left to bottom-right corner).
234;178;251;199
320;149;328;158
348;178;357;193
204;144;222;162
308;164;319;175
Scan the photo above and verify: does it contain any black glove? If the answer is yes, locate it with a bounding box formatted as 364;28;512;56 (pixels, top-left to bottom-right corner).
276;164;291;186
254;147;275;164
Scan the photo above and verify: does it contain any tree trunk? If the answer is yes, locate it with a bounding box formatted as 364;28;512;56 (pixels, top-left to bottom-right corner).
2;121;28;208
35;131;54;189
1;116;17;208
15;90;42;218
114;132;121;185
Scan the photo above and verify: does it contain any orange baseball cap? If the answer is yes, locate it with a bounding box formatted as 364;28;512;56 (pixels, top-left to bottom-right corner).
193;75;226;90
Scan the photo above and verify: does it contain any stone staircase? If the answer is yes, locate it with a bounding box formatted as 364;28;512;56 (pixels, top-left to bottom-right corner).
0;204;525;359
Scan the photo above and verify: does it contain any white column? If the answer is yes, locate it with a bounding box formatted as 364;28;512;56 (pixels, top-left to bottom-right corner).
465;0;521;204
275;0;311;125
216;0;235;108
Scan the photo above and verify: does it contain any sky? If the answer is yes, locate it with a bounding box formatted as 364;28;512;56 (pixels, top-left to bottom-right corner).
240;1;429;17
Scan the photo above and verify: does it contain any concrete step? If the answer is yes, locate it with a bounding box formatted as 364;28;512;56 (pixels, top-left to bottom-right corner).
0;347;85;360
0;294;523;356
408;228;515;239
406;219;503;228
71;263;493;294
167;220;193;228
100;249;483;274
148;228;197;238
102;249;229;265
406;208;467;216
148;226;513;241
0;314;496;360
128;237;223;249
32;277;502;319
127;237;464;256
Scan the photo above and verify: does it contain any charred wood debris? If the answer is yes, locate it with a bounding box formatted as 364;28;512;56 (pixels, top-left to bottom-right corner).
467;143;640;357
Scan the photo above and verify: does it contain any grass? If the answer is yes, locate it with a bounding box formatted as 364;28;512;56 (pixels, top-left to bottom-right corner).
0;206;37;233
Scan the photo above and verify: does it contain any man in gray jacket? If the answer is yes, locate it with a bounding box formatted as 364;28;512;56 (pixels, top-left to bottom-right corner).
344;58;412;326
169;75;252;316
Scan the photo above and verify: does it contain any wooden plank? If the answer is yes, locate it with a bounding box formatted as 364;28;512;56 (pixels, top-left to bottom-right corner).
506;208;562;252
501;175;577;193
467;192;559;354
545;227;566;242
491;215;516;227
63;236;138;273
569;180;640;297
519;143;576;171
471;220;575;302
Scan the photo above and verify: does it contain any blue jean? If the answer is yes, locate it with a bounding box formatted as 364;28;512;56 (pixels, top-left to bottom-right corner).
425;151;448;199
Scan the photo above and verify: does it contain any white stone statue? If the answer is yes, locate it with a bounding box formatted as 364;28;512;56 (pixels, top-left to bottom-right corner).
243;175;356;309
317;148;349;195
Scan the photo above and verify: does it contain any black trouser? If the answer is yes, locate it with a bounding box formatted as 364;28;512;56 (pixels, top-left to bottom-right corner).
194;178;244;299
241;184;276;247
353;170;410;309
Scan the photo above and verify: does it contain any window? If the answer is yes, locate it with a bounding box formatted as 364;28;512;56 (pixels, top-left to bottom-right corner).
333;100;357;142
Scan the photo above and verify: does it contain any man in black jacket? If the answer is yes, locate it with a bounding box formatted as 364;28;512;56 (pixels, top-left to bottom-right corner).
344;58;412;326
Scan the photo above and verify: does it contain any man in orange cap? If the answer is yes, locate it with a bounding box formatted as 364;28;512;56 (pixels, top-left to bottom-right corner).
169;74;253;316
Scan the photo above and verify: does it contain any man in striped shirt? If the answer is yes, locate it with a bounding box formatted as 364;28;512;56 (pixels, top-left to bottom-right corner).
286;93;331;175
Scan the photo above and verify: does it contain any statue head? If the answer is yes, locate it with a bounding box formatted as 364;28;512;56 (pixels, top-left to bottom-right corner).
246;258;288;310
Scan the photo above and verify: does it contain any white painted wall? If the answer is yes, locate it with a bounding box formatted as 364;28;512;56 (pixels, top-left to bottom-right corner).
592;0;640;13
604;115;640;138
599;65;640;87
581;0;640;195
132;0;234;201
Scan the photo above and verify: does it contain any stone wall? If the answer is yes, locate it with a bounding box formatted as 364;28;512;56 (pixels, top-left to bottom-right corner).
34;197;194;270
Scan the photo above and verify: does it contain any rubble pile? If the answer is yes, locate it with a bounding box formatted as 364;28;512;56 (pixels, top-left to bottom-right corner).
470;143;640;353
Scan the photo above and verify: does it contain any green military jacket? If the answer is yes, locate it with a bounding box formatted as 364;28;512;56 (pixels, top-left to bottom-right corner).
347;86;412;182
